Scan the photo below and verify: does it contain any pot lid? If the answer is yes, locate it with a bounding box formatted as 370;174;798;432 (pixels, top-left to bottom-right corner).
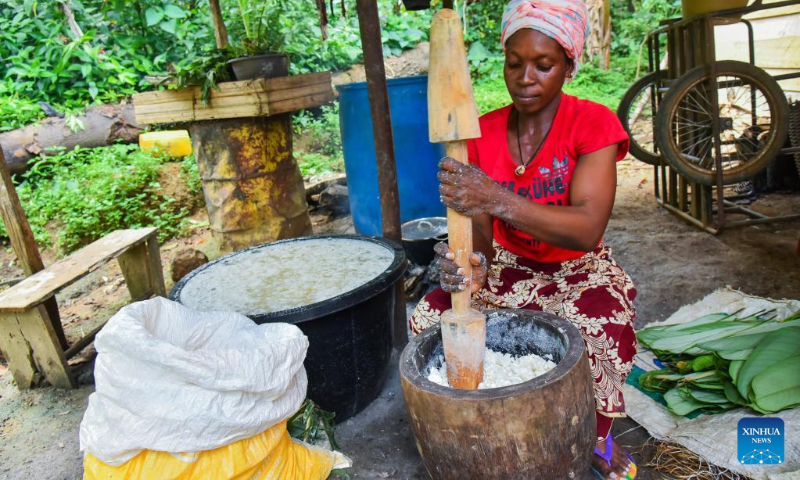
401;217;448;241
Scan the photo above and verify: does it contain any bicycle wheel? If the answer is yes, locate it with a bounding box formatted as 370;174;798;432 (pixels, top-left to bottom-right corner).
655;61;789;186
617;72;660;165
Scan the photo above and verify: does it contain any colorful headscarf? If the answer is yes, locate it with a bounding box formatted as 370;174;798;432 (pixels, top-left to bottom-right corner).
500;0;590;75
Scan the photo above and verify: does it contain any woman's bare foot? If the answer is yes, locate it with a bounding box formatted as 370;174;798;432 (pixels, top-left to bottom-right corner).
592;436;635;479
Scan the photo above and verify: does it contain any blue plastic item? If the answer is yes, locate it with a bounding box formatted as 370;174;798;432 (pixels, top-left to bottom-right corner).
337;75;446;236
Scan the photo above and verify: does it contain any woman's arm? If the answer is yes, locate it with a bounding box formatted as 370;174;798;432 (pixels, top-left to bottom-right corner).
439;143;618;252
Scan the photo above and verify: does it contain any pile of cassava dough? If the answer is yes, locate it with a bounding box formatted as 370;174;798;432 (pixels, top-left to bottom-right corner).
427;348;557;389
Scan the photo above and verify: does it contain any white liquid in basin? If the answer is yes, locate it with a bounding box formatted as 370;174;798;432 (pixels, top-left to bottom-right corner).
179;239;394;315
427;348;557;389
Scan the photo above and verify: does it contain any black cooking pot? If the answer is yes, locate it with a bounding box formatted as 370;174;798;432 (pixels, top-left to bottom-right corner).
401;217;447;266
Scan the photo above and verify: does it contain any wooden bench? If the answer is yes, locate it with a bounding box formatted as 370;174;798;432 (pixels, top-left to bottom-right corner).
0;228;165;389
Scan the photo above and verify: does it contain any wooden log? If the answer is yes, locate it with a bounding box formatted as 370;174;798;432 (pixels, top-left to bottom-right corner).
0;103;142;174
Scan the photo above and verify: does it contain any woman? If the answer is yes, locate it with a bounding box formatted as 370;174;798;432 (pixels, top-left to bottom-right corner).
410;1;638;478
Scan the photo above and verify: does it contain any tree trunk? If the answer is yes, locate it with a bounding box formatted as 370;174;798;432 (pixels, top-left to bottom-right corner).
0;103;142;174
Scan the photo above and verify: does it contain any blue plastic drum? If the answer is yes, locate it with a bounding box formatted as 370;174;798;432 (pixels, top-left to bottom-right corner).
337;75;446;236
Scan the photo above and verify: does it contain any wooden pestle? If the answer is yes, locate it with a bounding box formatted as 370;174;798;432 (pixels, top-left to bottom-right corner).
428;8;485;390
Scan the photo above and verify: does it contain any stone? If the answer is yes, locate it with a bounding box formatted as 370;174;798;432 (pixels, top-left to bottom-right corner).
170;249;209;282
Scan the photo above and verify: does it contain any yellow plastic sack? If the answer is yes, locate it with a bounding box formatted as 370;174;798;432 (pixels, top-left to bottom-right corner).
83;421;348;480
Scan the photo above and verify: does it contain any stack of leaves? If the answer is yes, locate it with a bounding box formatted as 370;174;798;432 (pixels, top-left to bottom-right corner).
637;310;800;416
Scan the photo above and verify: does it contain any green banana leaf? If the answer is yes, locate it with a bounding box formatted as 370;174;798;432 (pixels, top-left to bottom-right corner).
638;369;682;392
665;388;707;416
724;381;747;405
649;318;800;355
685;386;729;404
698;332;769;352
636;313;733;347
730;360;744;384
750;354;800;413
737;327;800;399
716;349;753;361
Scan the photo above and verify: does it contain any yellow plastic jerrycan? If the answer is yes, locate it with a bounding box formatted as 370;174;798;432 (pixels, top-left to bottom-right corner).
139;130;193;157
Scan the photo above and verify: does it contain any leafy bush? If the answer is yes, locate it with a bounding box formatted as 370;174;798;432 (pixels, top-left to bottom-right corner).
294;104;345;177
2;144;202;253
0;92;45;132
0;0;214;111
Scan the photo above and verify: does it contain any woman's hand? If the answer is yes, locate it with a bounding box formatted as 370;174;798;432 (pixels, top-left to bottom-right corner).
438;157;502;217
432;241;488;293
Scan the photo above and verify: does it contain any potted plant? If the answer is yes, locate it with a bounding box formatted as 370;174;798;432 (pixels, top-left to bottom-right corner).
225;0;289;80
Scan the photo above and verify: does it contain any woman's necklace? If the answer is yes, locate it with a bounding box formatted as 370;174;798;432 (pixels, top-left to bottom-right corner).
514;109;553;177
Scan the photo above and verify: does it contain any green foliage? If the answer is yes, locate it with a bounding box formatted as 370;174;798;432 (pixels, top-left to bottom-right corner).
563;64;630;109
1;144;202;253
381;12;429;57
0;92;45;132
0;0;213;111
294;104;345;177
472;74;509;114
610;0;682;74
287;399;340;449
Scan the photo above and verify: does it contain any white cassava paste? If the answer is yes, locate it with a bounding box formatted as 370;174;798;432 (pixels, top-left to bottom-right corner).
427;349;557;389
178;238;394;315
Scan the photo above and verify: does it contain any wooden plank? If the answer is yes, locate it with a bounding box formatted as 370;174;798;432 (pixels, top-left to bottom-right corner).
117;242;154;302
268;91;337;116
0;312;37;388
0;228;157;312
146;236;167;297
262;72;331;91
266;82;334;103
16;304;75;388
132;72;334;125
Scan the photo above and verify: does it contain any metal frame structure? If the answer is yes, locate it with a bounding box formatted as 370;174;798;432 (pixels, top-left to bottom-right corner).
646;0;800;234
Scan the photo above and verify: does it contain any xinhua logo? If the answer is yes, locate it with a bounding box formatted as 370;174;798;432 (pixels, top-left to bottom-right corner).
738;417;784;465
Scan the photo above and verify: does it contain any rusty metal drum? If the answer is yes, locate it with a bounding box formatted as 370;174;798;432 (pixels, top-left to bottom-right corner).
189;115;313;253
400;309;596;480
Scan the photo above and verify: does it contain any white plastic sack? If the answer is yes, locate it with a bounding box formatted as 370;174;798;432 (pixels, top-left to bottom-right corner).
79;297;309;466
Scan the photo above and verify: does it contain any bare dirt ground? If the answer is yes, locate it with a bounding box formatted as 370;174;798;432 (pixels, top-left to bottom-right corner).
1;158;799;479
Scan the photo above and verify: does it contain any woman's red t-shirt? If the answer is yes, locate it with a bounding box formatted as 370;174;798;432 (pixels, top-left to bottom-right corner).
466;93;629;264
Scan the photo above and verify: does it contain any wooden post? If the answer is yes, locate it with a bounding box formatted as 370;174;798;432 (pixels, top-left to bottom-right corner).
15;304;75;388
0;146;68;350
118;235;166;301
0;312;37;388
208;0;229;49
354;0;407;348
146;235;167;297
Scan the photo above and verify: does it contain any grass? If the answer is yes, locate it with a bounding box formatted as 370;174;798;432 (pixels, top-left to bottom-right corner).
2;144;203;254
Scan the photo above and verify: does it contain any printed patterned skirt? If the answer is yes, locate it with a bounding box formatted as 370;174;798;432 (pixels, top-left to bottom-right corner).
410;242;638;439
